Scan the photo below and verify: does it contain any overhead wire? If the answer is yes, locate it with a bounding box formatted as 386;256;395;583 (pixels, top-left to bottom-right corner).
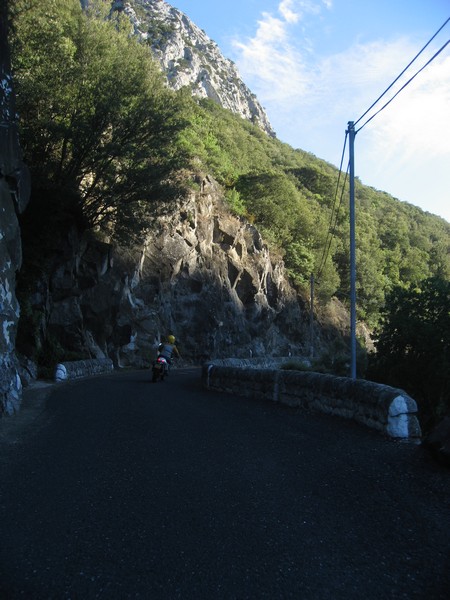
356;37;450;133
316;17;450;281
316;132;348;280
354;17;450;128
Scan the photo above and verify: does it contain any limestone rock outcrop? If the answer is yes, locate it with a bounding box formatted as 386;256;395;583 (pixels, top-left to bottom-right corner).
110;0;275;137
24;176;309;369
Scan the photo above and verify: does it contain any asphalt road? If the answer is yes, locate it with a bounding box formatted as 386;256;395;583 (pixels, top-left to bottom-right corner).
0;368;449;599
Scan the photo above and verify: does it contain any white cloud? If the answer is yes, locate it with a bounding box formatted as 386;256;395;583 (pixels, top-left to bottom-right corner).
279;0;301;24
278;0;329;22
358;52;450;219
232;1;334;103
363;54;450;164
232;8;309;102
233;12;450;158
232;6;450;220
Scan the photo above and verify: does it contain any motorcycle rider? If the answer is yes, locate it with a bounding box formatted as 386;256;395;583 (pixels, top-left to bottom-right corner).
157;335;181;372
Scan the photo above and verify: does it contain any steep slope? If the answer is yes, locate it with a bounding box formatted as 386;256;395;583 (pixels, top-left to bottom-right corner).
18;175;324;370
110;0;275;137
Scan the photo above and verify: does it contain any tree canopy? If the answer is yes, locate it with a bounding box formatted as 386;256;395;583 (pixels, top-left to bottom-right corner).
9;0;450;327
368;277;450;430
10;0;190;241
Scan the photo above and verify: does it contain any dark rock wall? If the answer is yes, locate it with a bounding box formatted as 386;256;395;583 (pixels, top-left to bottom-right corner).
137;176;309;363
0;1;31;415
20;176;313;370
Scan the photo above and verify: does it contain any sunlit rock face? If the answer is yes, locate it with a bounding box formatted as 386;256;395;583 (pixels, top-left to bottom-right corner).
0;2;30;415
109;0;276;137
3;1;317;378
36;175;309;369
133;176;307;363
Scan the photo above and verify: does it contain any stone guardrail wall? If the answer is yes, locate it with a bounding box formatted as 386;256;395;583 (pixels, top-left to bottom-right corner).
210;356;311;369
202;359;421;440
54;358;114;382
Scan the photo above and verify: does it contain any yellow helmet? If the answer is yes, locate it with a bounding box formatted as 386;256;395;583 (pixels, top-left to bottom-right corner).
168;335;176;344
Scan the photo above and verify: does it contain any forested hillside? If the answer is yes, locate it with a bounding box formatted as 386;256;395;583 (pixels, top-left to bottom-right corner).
182;98;450;325
11;0;450;328
9;0;450;426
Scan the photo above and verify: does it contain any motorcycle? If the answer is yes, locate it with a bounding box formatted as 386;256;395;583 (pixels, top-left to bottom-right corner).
152;355;169;382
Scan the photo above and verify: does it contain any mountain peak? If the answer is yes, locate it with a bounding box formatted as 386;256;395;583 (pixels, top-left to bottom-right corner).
111;0;276;137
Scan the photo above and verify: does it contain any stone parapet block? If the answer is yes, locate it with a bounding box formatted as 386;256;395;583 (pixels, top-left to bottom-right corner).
202;361;421;440
54;358;114;382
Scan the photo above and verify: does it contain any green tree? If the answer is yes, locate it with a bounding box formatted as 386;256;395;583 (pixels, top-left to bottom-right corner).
284;242;314;285
355;215;388;325
10;0;83;173
11;0;189;239
368;277;450;431
10;0;450;331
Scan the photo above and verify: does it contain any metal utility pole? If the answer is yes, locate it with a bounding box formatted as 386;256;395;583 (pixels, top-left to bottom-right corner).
310;273;314;359
347;121;357;379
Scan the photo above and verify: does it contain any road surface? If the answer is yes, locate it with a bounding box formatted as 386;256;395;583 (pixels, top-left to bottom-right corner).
0;367;449;599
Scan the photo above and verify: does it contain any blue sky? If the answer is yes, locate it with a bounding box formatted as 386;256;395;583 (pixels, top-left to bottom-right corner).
171;0;450;223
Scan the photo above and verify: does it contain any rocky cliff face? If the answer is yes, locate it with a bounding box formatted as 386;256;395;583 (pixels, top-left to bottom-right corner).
4;1;340;387
25;175;311;370
0;1;30;415
110;0;275;137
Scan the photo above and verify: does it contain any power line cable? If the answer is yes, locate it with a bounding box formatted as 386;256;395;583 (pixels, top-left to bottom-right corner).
317;162;350;281
315;19;450;284
317;133;348;279
317;21;449;283
354;17;450;128
317;133;347;277
356;37;450;133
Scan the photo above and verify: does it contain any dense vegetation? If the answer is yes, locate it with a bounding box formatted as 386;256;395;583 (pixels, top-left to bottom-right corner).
10;0;191;242
368;277;450;432
10;0;450;424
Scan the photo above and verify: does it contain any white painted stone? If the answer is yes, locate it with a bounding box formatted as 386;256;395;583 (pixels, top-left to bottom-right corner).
389;395;409;417
387;412;409;438
55;364;68;381
387;396;410;438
